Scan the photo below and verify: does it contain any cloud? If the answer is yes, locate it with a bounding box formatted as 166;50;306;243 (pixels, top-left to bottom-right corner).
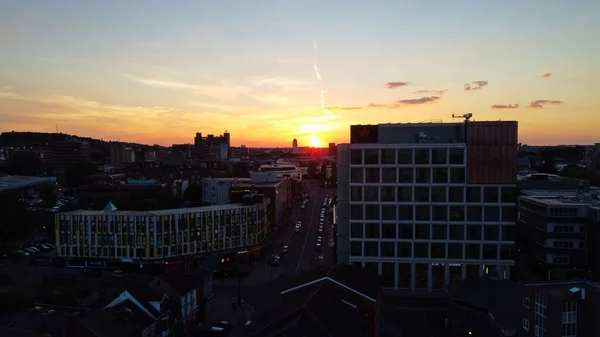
385;81;411;89
123;74;249;101
413;89;448;96
527;100;564;108
464;81;488;91
399;96;440;104
539;72;552;78
251;76;315;91
491;104;519;109
327;96;440;110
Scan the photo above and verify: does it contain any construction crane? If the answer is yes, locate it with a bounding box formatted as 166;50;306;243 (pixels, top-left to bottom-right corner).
452;113;473;140
452;113;473;122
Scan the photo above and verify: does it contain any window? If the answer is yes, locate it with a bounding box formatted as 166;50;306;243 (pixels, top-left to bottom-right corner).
449;187;464;202
380;242;395;257
364;242;378;256
484;187;499;203
350;186;363;201
449;167;465;183
398;168;414;183
561;301;577;337
350;168;363;183
382;223;396;239
365;149;379;164
432;148;447;164
552;256;569;265
415;149;429;164
415;187;429;202
449;148;464;164
381;149;396;164
350;205;363;220
381;187;396;202
553;241;574;249
350;149;362;164
365;167;380;183
522;318;530;331
350;223;363;238
415;168;430;183
534;292;547;337
382;205;396;220
364;186;379;202
467;187;481;203
350;241;362;256
365;205;380;220
381;167;397;183
432;168;448;183
397;149;413;164
398;187;412;202
365;223;379;238
431;187;447;202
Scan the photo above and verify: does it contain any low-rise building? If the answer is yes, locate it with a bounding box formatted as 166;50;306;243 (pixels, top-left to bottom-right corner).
204;172;293;232
517;188;600;280
55;198;271;268
447;278;600;337
0;175;57;195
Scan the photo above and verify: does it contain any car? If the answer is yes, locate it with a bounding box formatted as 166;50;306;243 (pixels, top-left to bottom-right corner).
317;237;322;243
315;243;322;251
112;270;124;278
281;245;289;254
271;255;281;266
318;225;323;230
294;225;300;233
296;221;302;226
318;228;323;233
300;205;305;209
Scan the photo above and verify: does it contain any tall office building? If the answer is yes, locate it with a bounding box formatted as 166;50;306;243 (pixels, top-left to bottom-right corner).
336;120;518;291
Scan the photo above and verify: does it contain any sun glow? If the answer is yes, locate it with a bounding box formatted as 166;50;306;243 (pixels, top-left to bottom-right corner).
307;135;324;148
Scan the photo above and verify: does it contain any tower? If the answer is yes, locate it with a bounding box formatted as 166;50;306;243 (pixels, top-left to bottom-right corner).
292;138;298;153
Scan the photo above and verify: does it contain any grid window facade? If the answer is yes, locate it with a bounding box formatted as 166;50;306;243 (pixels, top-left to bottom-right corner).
561;301;577;337
346;145;514;290
534;292;547;337
55;204;268;262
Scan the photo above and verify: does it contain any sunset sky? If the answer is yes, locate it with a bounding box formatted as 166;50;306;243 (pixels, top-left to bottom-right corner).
1;1;599;147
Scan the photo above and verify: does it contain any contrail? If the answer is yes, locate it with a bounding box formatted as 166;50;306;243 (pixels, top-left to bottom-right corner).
313;39;326;109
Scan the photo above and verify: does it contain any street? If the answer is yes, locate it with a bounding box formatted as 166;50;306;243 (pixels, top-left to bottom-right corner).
209;179;335;326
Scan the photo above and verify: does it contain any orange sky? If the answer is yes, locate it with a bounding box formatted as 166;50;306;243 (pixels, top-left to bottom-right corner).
1;2;599;147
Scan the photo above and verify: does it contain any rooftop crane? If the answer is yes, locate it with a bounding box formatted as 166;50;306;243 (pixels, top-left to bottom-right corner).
452;113;473;140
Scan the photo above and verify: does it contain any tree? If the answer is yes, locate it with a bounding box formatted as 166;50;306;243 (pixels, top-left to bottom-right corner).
37;183;57;206
0;192;32;242
64;161;99;187
133;198;162;211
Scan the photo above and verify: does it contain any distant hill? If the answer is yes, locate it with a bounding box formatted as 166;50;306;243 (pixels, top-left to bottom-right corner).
0;131;149;148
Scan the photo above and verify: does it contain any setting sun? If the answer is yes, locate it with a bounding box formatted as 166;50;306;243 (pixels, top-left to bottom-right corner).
307;135;324;148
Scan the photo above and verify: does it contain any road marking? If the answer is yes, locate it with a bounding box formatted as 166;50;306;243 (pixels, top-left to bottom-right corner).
296;184;317;272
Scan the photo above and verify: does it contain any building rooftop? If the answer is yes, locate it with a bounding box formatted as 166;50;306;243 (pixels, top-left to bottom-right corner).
0;175;56;192
520;189;600;206
58;202;261;217
522;280;600;302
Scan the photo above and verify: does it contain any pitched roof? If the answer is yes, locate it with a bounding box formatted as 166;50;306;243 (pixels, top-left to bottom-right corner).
103;201;118;211
446;278;518;333
248;265;381;337
280;264;382;301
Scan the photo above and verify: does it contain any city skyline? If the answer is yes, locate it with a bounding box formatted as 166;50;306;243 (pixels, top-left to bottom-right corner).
1;1;599;147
